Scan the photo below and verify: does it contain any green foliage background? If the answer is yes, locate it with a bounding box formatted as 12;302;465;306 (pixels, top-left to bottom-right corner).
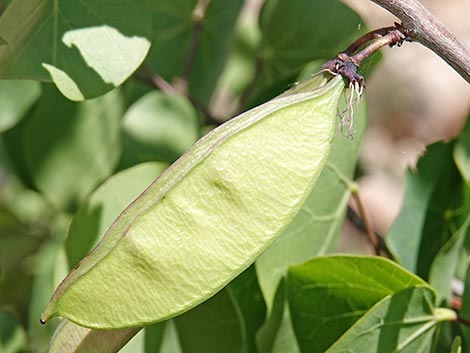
0;0;468;352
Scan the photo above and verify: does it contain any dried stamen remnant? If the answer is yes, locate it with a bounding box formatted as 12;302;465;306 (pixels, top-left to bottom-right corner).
322;23;408;137
323;23;408;93
323;57;364;95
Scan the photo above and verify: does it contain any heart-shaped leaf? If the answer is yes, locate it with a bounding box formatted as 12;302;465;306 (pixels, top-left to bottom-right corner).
0;0;151;101
326;286;455;353
287;256;430;353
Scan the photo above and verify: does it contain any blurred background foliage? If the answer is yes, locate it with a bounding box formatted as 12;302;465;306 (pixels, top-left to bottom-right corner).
0;0;469;352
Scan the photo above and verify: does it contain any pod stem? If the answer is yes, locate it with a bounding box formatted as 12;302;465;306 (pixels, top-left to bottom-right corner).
322;23;408;93
456;316;470;327
347;195;393;258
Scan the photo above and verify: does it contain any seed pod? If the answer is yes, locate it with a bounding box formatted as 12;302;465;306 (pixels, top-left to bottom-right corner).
41;75;344;329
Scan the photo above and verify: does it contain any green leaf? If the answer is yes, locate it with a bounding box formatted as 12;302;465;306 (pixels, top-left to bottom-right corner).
257;280;286;353
387;142;460;273
29;218;70;353
257;281;301;353
269;303;300;353
48;320;140;353
247;0;364;106
0;311;27;353
144;323;166;353
119;329;145;353
187;0;244;103
287;255;429;353
174;289;243;353
66;162;167;269
428;210;470;304
450;337;462;353
415;145;464;282
217;17;261;96
0;0;151;101
145;0;196;81
227;266;266;353
326;286;455;353
41;75;344;328
458;267;470;349
0;80;41;132
454;118;470;187
160;321;183;353
0;207;46;313
3;85;123;211
147;0;243;104
256;94;367;311
120;92;199;167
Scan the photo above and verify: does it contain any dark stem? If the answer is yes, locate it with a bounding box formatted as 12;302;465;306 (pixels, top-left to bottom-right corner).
323;24;406;91
370;0;470;83
456;316;470;327
342;25;397;55
350;193;380;256
179;0;212;89
140;67;177;94
347;206;393;258
139;67;220;126
349;27;406;66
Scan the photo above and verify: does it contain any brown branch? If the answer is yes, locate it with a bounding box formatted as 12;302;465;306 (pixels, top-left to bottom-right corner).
140;67;177;94
457;316;470;327
348;27;405;66
179;0;212;90
342;25;397;55
323;24;406;91
346;206;393;258
370;0;470;83
350;192;381;255
138;67;220;126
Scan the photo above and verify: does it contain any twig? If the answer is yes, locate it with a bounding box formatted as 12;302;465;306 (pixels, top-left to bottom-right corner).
370;0;470;83
140;67;177;95
347;206;393;258
348;26;406;66
138;67;220;126
179;0;212;91
342;25;397;55
323;24;407;92
456;316;470;327
350;192;381;256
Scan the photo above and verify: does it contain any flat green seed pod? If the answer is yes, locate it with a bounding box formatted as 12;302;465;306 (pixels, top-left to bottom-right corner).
41;75;344;329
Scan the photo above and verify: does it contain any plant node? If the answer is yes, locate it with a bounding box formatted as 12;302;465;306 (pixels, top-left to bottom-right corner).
323;23;409;92
323;23;409;138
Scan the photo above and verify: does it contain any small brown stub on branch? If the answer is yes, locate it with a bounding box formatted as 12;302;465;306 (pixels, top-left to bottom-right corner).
322;23;408;93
